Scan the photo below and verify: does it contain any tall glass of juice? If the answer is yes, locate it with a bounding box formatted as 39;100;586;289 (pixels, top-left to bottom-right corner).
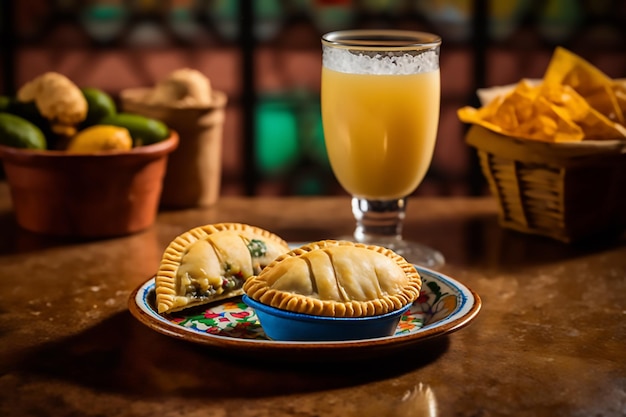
321;29;444;267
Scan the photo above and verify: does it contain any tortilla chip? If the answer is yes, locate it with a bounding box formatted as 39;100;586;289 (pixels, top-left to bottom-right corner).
544;46;624;125
613;80;626;118
458;48;626;142
457;79;626;142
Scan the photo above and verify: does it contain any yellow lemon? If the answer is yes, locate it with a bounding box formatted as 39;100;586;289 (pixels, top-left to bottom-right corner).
66;125;132;153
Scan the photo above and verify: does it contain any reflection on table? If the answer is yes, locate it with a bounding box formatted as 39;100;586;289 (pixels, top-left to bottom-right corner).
0;182;624;417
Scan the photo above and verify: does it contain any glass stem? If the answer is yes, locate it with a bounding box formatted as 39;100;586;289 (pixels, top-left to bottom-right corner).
352;197;406;244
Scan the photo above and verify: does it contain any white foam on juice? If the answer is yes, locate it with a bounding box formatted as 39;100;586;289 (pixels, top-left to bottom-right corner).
323;46;439;75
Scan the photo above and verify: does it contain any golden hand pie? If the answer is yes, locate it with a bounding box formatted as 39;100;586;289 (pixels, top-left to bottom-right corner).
155;223;290;313
243;240;422;318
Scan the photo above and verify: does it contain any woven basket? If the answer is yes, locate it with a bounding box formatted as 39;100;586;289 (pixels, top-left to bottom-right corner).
466;125;626;242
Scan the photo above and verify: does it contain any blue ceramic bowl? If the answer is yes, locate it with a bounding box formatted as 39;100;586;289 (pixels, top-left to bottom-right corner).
242;295;411;342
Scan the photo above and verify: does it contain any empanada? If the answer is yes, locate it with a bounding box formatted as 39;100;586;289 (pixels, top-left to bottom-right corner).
155;223;290;313
243;240;421;318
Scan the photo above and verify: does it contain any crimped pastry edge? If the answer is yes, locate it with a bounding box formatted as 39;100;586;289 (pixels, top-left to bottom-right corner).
243;240;422;318
155;222;289;314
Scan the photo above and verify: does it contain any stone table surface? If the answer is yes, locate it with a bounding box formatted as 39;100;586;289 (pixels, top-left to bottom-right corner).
0;181;624;417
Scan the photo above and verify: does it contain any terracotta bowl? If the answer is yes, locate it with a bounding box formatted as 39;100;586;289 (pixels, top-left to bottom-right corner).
0;132;178;238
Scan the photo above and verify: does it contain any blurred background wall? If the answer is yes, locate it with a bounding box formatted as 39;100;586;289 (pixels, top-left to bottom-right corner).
1;0;625;197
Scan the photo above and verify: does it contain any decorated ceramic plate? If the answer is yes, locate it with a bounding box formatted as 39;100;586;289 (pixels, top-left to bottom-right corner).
128;266;481;357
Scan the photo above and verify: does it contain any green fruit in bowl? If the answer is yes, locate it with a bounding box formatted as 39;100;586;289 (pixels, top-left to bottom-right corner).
100;112;169;146
0;112;47;150
0;97;56;142
81;87;117;127
0;96;10;111
2;98;49;128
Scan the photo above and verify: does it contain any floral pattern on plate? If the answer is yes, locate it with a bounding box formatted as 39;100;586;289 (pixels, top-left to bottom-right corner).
130;265;479;352
156;273;461;340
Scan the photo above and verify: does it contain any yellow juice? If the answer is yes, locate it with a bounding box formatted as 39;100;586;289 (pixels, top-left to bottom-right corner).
321;67;440;199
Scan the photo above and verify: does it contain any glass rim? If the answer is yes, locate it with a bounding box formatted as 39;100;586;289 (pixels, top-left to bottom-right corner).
321;29;441;50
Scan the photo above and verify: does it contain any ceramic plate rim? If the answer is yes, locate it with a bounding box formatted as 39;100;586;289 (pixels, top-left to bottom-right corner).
128;266;481;353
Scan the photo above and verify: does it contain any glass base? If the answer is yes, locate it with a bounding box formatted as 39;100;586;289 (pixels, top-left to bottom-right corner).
344;197;445;268
335;234;445;269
